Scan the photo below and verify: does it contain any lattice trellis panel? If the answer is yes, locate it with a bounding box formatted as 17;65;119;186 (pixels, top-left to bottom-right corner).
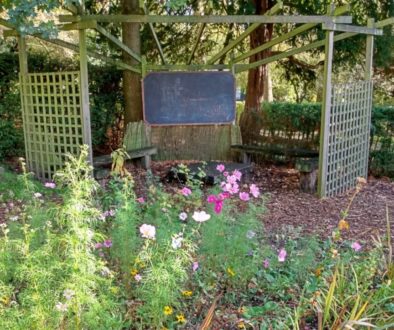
20;72;84;179
323;80;373;196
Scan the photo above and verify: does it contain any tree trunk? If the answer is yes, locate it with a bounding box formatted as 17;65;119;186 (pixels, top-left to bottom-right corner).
122;0;143;125
240;0;274;144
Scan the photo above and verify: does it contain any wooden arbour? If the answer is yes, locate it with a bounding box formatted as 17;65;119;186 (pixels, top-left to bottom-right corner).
1;2;393;196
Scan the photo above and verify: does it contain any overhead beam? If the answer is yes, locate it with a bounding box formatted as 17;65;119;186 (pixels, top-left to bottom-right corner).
62;20;97;31
207;1;283;65
146;64;229;71
322;22;383;35
59;14;352;25
375;17;394;28
0;18;15;29
95;24;141;62
233;5;349;64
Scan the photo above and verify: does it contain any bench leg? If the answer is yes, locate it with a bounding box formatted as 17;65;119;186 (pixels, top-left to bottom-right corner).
242;152;251;164
142;155;151;169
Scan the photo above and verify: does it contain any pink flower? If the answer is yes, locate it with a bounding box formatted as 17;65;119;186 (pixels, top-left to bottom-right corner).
351;242;362;252
221;182;232;192
139;224;156;239
223;171;229;177
278;248;287;262
207;195;217;203
103;240;112;248
233;169;242;181
214;201;223;214
228;183;239;195
136;197;145;203
216;164;225;172
44;182;56;189
134;274;142;282
263;259;270;269
180;187;192;196
179;212;188;221
95;243;103;249
239;192;250;201
192;261;199;271
227;175;238;184
249;184;260;198
218;192;230;200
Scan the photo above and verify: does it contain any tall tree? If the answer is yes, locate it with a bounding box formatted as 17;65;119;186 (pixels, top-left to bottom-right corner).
122;0;143;124
240;0;274;144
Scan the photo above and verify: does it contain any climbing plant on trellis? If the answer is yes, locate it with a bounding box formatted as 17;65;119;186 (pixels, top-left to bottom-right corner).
20;71;84;179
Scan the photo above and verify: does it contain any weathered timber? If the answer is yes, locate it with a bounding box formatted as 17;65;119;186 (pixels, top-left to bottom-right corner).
322;22;383;35
58;14;352;25
93;146;157;169
296;158;319;194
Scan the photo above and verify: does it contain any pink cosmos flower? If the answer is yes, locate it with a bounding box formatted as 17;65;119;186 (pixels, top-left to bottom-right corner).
134;274;142;282
139;224;156;239
218;192;230;200
263;259;270;269
44;182;56;189
192;261;199;271
351;242;362;252
223;171;229;177
216;164;225;172
136;197;145;203
233;169;242;181
181;187;192;196
249;184;260;198
278;248;287;262
103;240;112;248
207;195;217;203
228;183;239;195
95;243;103;249
239;192;250;201
227;175;238;184
214;201;223;214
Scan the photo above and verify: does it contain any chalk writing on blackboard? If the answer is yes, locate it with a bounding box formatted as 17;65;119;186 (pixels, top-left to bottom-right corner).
143;72;236;125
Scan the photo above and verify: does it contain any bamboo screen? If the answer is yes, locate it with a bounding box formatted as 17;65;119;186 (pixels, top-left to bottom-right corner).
323;80;373;196
20;72;84;179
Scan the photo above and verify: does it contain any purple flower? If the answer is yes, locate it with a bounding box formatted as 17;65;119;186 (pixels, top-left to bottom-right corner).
103;240;112;248
192;261;199;272
278;249;287;262
263;259;270;269
180;187;192;196
351;242;362;252
239;192;250;201
216;164;225;172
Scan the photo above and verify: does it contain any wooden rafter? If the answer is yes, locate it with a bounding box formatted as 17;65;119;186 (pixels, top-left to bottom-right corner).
323;22;383;35
59;14;352;25
207;1;283;65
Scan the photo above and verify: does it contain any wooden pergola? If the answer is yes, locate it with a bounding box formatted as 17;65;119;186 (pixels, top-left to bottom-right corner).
1;1;392;196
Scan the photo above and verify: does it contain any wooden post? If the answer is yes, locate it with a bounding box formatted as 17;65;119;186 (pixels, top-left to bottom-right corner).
79;1;93;164
365;18;375;80
317;5;335;198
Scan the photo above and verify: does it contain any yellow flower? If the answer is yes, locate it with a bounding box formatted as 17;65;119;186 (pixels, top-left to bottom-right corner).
182;290;193;297
227;267;236;277
338;219;349;231
0;296;10;305
314;267;323;277
110;287;119;294
238;321;246;329
163;306;173;316
130;268;138;276
176;313;186;323
331;249;339;259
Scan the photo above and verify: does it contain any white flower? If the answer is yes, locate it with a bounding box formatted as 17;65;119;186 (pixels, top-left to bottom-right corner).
33;192;42;198
139;224;156;239
246;230;256;239
10;215;19;221
179;212;188;221
63;289;75;301
55;302;68;312
171;233;183;249
192;211;211;222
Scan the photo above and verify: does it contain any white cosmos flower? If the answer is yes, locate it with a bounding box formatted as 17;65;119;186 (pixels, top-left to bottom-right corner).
192;211;211;222
139;224;156;239
179;212;188;221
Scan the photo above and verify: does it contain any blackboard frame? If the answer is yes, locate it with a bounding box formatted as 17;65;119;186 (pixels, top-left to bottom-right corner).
142;71;236;126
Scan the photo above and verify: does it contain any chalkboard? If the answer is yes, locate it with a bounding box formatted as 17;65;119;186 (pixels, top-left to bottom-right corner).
142;72;236;125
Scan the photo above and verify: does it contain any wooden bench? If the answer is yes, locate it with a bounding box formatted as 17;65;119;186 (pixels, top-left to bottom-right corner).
231;144;319;193
93;146;157;178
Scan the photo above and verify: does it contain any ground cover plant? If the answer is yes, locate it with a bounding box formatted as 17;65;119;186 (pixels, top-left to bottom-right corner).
0;149;393;329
